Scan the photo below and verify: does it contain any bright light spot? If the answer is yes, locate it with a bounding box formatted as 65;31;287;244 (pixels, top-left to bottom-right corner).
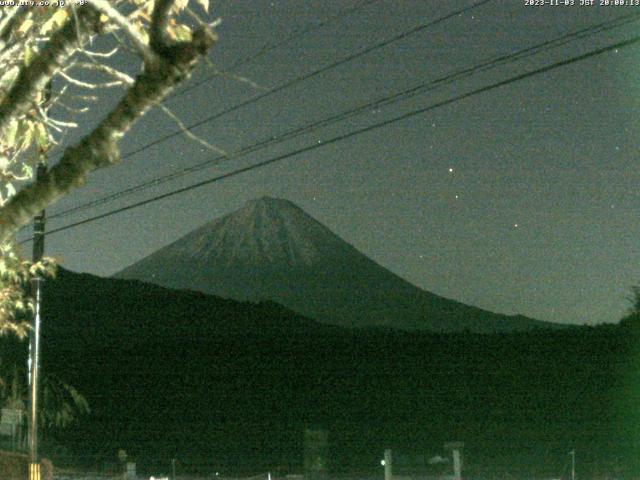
514;223;519;228
381;460;386;466
454;194;459;199
448;167;454;173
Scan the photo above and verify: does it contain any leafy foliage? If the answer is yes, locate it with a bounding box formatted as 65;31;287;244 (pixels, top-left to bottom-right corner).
0;1;215;447
0;0;215;335
41;373;90;430
0;8;65;206
0;241;55;338
0;359;89;432
619;285;640;329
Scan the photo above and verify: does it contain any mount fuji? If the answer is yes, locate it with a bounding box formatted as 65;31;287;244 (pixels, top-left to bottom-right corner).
115;196;559;332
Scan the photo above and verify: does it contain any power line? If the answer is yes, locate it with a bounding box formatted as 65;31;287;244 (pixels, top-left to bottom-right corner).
43;1;380;164
46;11;640;222
15;1;494;242
22;32;640;242
165;0;381;103
104;0;494;161
44;0;495;220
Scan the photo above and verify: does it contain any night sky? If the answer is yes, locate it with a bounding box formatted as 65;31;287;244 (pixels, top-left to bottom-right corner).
21;0;640;326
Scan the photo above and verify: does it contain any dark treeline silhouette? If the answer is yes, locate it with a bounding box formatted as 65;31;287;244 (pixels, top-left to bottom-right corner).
2;269;639;478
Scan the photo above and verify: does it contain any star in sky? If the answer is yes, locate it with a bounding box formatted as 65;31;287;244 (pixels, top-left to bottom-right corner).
48;0;638;327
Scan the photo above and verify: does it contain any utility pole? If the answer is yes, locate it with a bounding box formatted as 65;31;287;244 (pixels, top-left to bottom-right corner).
383;449;392;480
570;449;576;480
28;82;51;480
28;161;46;480
444;442;464;480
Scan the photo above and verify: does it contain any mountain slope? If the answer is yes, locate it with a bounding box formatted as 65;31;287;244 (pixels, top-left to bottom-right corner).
116;197;559;332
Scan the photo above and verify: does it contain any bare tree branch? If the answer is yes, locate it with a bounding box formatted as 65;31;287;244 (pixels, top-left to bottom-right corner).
0;6;100;134
0;16;217;242
0;7;30;50
150;0;175;53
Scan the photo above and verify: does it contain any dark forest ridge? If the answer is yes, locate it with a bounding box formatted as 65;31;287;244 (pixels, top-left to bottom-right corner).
29;268;633;475
116;196;563;333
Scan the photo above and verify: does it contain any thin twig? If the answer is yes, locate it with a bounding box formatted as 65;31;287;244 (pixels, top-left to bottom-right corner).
157;103;226;155
55;101;90;114
75;61;134;85
87;0;155;64
81;46;119;58
57;70;125;89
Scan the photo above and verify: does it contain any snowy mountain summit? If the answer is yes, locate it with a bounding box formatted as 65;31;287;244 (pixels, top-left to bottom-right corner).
115;196;559;332
177;197;343;268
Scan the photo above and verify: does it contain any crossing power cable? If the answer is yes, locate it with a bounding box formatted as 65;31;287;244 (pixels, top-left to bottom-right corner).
85;0;494;162
42;0;495;220
165;0;381;103
46;10;640;222
19;32;640;243
44;0;380;160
